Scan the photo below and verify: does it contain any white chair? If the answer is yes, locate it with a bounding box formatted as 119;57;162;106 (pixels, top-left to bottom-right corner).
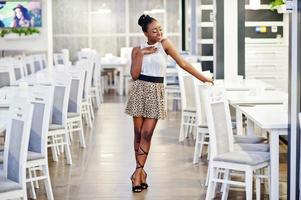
193;79;210;164
120;47;132;95
90;54;102;108
47;71;73;165
26;85;54;200
77;59;94;128
178;64;201;142
61;49;71;65
0;97;33;200
0;60;16;88
204;87;270;200
24;55;34;75
32;54;43;72
39;54;47;69
193;78;269;164
12;58;25;80
67;68;86;148
53;53;65;66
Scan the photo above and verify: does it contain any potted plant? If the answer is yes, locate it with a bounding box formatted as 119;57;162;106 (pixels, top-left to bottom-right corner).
269;0;287;13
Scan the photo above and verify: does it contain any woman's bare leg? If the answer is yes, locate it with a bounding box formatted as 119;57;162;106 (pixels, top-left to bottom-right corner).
135;118;158;186
131;117;144;187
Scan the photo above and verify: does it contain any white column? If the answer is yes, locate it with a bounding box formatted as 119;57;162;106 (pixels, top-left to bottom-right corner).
47;0;53;68
190;0;197;55
88;0;92;48
223;0;238;80
125;0;129;47
290;1;299;199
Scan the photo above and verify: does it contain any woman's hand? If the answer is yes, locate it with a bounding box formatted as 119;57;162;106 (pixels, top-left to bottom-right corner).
205;77;214;85
141;46;157;55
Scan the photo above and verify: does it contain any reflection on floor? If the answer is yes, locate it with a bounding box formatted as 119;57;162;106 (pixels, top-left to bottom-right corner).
35;93;287;200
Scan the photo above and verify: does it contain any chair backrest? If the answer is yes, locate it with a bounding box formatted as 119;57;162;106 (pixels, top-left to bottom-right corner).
0;60;15;88
193;79;209;126
39;54;47;69
51;71;72;126
32;54;43;72
61;49;70;62
24;55;34;75
78;50;95;61
204;86;235;158
77;59;94;100
68;68;85;113
53;53;65;66
12;58;26;80
3;97;33;187
177;63;201;110
28;85;54;157
120;47;132;76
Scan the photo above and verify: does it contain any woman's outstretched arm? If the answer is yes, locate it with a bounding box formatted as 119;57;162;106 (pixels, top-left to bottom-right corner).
162;39;213;84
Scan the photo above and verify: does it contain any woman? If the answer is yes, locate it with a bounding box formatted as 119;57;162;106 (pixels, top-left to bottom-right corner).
11;4;32;28
125;14;213;193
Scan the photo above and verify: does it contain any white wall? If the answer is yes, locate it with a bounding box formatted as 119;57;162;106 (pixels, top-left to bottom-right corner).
0;0;51;52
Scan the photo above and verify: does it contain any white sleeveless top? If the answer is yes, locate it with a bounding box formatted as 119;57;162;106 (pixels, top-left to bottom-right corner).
140;41;168;77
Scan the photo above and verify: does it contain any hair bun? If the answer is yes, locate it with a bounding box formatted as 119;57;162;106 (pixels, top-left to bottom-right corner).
138;14;151;27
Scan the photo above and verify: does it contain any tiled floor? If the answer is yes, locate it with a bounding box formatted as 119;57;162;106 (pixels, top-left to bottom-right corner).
36;94;287;200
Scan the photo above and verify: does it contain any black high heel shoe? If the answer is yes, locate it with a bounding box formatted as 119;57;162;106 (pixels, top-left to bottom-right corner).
141;169;148;189
131;170;142;193
138;147;149;190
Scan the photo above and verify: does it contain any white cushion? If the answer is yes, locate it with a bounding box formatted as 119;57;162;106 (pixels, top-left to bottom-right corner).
27;151;44;161
184;108;196;113
0;175;22;193
213;151;270;166
234;136;266;144
49;124;64;131
67;112;80;118
234;143;269;152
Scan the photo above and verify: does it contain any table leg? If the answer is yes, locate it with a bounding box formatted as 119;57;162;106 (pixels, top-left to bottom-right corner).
119;67;124;96
269;130;279;200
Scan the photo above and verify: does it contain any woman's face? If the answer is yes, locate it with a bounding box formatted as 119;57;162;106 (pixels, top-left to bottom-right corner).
15;8;23;19
145;20;163;42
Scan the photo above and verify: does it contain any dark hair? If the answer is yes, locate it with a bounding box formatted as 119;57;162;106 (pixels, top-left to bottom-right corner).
13;4;31;21
138;14;156;32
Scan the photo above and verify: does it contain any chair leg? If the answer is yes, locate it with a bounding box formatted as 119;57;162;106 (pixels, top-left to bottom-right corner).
42;164;54;200
85;105;93;128
205;160;211;186
50;136;58;162
68;122;73;141
28;168;37;199
63;131;72;165
193;131;204;164
221;169;230;200
179;113;186;142
245;169;253;200
205;166;216;200
78;118;86;148
88;97;94;120
33;169;39;188
255;169;261;200
186;116;193;138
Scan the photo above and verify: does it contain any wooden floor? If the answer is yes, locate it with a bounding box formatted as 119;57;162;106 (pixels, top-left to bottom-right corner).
35;93;288;200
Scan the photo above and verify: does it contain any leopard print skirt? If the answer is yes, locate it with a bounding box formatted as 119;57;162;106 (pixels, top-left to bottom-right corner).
125;79;167;119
